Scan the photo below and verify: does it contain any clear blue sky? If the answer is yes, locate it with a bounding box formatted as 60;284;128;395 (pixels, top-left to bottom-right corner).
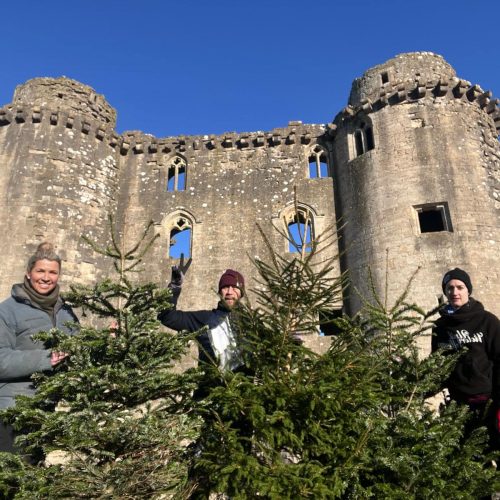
2;0;499;138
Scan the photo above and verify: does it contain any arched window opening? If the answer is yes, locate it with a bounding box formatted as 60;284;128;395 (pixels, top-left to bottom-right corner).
169;216;192;258
167;156;187;192
353;121;375;158
284;209;314;253
308;145;329;178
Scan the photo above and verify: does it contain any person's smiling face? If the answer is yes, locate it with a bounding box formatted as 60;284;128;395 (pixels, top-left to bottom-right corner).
26;259;60;295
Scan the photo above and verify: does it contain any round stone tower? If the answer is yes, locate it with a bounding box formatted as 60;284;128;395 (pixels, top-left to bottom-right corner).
0;77;120;297
331;52;500;333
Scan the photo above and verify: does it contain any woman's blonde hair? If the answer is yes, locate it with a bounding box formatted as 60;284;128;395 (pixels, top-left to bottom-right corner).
26;242;61;273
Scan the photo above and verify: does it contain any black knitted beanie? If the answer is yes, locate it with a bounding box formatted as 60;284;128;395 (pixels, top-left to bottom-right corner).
442;268;472;294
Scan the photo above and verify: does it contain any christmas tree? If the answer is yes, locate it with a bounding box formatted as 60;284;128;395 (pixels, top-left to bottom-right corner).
1;216;498;498
188;227;499;498
0;219;202;499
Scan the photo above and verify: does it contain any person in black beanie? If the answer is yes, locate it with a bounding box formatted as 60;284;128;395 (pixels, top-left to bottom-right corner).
0;242;78;453
432;267;500;447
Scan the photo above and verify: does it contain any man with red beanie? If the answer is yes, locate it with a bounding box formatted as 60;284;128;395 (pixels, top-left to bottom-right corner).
158;257;245;372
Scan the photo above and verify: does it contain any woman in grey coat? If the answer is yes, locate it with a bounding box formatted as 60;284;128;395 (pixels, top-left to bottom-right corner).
0;243;78;452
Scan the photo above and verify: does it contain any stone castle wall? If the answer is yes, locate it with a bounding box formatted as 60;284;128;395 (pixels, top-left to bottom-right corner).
0;52;498;346
0;81;339;319
331;53;500;339
113;124;338;312
0;79;120;296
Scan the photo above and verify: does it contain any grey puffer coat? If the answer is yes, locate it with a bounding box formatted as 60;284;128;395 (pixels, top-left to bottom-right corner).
0;284;78;409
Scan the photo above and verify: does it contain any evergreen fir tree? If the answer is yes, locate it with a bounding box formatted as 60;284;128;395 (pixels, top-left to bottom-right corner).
0;218;202;499
189;226;499;499
1;214;498;499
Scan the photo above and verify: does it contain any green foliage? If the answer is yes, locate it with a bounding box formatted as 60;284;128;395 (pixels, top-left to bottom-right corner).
0;217;201;499
0;452;46;500
2;215;498;498
190;228;499;498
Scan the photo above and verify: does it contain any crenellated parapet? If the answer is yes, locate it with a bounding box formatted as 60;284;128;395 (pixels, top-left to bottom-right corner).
118;121;327;157
329;76;500;136
329;52;500;140
0;103;121;151
0;77;122;164
13;77;116;126
0;94;328;158
349;52;456;104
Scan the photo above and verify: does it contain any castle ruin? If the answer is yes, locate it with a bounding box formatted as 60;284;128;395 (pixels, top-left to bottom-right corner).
0;52;498;351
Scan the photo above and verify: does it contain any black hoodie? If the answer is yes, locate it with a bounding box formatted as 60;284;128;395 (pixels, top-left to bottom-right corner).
432;298;500;402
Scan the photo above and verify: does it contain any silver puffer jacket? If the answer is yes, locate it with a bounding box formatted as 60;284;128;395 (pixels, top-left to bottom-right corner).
0;283;78;409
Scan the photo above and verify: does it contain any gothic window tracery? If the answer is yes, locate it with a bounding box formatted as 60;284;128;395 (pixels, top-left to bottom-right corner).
168;214;192;258
166;156;187;191
283;206;314;253
308;145;329;178
352;120;375;158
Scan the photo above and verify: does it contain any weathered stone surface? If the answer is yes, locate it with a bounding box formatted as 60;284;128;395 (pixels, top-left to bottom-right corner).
332;52;500;356
0;52;498;360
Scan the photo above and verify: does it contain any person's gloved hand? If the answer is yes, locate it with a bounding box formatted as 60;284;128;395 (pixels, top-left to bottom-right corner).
171;253;192;287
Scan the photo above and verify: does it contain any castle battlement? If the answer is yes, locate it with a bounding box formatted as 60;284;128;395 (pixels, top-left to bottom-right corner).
0;101;327;158
118;122;326;157
332;77;500;134
13;77;116;126
0;104;119;150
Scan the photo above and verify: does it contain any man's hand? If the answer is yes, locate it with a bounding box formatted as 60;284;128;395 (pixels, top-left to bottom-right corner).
171;253;192;286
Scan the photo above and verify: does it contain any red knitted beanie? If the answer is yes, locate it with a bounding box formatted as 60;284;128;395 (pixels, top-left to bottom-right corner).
218;269;245;296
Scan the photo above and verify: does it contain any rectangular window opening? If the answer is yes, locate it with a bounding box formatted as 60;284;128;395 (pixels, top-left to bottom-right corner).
381;72;389;84
415;202;453;233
